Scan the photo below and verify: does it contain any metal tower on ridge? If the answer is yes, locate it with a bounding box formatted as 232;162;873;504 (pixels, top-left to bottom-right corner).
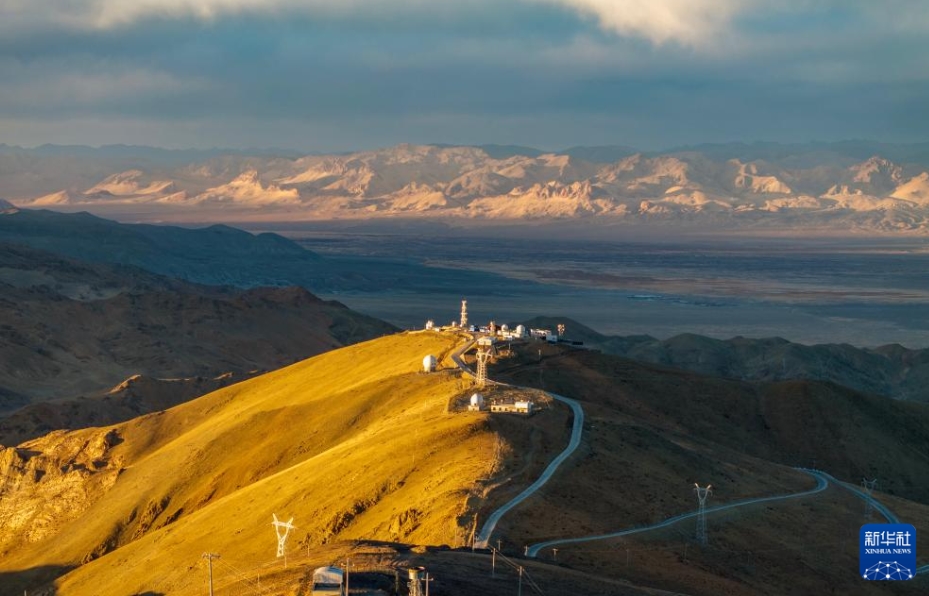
460;299;468;329
272;513;295;558
694;483;712;545
475;347;491;387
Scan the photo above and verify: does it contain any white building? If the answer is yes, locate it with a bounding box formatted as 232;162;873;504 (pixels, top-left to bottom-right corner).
422;354;437;372
490;400;535;415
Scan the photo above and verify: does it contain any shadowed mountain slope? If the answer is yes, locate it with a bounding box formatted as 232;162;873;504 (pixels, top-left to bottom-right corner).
524;316;929;402
489;341;929;596
0;208;536;294
0;243;396;442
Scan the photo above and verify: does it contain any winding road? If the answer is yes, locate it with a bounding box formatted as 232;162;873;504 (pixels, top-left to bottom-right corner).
450;335;928;576
450;335;585;550
527;468;830;556
474;391;583;549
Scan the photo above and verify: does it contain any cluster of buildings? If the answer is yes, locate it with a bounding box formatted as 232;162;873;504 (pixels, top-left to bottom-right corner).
419;299;562;417
467;392;535;415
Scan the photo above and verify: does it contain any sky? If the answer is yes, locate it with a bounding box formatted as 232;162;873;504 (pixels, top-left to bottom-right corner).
1;0;928;152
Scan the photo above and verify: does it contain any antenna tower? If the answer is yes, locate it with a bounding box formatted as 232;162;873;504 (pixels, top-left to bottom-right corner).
694;483;712;545
861;478;878;519
460;299;468;329
272;514;296;558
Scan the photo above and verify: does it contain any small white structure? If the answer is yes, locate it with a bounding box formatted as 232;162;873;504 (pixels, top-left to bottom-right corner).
423;354;437;372
515;325;527;338
311;566;344;595
468;392;485;411
490;400;535;415
425;319;435;330
477;336;496;347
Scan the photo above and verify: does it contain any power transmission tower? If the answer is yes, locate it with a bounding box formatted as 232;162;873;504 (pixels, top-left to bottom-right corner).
202;553;220;596
694;483;712;545
272;514;296;563
475;347;491;387
861;478;878;519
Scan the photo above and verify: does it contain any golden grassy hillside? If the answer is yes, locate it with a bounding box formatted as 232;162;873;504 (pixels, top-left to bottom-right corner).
1;331;520;595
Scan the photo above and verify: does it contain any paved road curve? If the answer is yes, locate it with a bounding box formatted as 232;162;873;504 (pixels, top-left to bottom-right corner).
449;335;586;550
474;391;584;549
527;469;830;557
818;471;900;524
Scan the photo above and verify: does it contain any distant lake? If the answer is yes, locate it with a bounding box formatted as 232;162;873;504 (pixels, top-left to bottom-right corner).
289;231;929;348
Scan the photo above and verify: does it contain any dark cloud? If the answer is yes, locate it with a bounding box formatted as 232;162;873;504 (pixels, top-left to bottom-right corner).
0;2;927;150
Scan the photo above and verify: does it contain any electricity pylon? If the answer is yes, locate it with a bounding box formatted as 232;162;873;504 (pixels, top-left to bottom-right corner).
694;483;712;545
272;514;295;559
202;552;220;596
475;347;491;387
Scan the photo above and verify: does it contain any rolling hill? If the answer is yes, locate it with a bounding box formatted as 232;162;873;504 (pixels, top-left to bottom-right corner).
524;317;929;402
0;242;396;443
0;331;521;595
0;208;536;294
2;330;928;595
488;341;929;596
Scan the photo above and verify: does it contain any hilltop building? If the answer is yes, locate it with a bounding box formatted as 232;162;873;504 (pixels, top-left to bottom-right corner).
490;399;535;415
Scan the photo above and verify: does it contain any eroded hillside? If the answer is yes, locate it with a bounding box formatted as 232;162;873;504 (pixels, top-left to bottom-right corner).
0;332;547;595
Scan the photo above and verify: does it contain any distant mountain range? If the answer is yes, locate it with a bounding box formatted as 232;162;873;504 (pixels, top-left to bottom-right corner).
0;207;532;294
5;142;929;233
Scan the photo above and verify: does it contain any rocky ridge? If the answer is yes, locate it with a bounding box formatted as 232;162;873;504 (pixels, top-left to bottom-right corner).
9;144;929;232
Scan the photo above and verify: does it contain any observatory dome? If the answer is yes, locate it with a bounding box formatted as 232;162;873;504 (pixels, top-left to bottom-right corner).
470;393;484;407
422;354;437;372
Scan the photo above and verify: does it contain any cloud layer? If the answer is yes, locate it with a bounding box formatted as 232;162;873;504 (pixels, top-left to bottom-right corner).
0;1;927;150
534;0;747;47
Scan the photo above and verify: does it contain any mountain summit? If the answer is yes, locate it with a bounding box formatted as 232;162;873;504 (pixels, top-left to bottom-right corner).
6;143;929;233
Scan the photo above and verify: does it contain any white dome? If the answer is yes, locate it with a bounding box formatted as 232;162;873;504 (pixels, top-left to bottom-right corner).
516;325;527;336
422;355;437;372
470;393;485;407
